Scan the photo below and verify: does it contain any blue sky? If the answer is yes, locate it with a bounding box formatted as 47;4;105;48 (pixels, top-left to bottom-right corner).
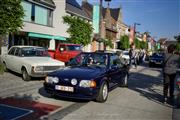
77;0;180;40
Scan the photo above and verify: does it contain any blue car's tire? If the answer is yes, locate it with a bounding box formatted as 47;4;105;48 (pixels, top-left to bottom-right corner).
96;81;108;103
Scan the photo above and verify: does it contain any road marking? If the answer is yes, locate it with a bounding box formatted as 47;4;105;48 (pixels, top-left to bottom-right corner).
0;104;33;120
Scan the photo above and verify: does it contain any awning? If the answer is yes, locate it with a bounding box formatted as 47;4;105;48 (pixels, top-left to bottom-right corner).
28;32;66;41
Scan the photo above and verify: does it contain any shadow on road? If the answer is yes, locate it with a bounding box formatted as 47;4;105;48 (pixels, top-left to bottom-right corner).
128;65;172;107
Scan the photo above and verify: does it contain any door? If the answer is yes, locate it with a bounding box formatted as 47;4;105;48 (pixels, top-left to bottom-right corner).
55;45;68;62
108;54;125;86
4;47;16;70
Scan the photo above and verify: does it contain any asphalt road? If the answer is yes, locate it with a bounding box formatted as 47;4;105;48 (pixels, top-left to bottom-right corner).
0;64;178;120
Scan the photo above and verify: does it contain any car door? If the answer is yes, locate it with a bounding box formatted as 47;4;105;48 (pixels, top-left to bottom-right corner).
4;47;16;70
12;47;22;73
55;45;68;62
107;55;121;87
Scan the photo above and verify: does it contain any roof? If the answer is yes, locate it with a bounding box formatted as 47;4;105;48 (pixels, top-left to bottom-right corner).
82;2;120;21
66;0;91;20
110;8;120;21
157;38;168;44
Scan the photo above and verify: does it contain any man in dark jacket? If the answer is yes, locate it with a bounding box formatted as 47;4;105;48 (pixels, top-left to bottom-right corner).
163;44;180;103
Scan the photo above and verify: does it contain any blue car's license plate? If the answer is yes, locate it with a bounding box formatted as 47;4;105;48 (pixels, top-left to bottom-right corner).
55;85;74;92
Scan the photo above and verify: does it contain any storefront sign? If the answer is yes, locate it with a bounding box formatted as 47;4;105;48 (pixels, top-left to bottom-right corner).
28;32;66;41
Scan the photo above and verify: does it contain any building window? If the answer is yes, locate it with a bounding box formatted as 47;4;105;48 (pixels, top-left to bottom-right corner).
22;1;32;22
35;5;48;25
22;1;53;27
31;4;35;22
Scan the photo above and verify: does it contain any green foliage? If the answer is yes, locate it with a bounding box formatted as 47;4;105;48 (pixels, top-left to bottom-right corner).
63;16;93;46
134;38;148;50
101;39;113;50
140;41;148;49
119;35;129;50
0;0;24;35
134;38;140;49
176;43;180;52
174;34;180;43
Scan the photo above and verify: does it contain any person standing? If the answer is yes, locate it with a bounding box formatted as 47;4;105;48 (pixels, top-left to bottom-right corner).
163;44;180;103
129;43;137;68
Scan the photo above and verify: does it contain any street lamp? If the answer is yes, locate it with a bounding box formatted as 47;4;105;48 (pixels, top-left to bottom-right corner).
134;22;141;37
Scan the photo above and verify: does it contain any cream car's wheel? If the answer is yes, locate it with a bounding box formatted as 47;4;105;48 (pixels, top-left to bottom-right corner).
96;81;108;102
22;68;31;81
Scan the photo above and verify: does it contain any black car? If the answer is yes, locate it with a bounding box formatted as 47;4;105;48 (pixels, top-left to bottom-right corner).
44;52;129;102
149;52;164;67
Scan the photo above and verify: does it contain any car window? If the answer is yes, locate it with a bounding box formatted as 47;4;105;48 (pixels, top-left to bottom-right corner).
123;51;129;55
14;48;21;56
68;53;108;67
8;47;16;55
110;55;123;68
21;47;49;57
67;45;81;51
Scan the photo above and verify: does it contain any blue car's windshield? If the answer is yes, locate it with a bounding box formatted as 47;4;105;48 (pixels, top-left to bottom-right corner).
152;53;164;58
69;53;108;67
21;47;50;57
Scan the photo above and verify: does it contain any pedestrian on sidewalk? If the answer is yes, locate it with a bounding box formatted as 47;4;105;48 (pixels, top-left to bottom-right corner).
163;44;180;104
129;43;137;69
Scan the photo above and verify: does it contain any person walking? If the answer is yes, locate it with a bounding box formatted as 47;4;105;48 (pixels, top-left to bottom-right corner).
163;44;180;104
129;43;137;69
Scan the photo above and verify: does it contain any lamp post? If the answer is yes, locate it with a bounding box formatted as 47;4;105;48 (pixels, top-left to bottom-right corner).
134;22;140;38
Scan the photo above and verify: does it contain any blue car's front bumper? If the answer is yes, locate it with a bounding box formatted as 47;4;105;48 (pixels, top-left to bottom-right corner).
44;82;99;100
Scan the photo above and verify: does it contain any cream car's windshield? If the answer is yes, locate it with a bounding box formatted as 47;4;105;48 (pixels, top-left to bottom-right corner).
21;47;50;57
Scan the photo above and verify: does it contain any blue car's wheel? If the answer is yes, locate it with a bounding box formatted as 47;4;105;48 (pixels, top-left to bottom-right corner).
96;81;108;103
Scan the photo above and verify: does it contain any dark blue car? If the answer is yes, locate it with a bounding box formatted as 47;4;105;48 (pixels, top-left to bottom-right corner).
44;52;129;102
149;52;164;67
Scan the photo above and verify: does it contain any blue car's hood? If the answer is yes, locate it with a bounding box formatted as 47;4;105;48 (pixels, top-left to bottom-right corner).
49;66;106;80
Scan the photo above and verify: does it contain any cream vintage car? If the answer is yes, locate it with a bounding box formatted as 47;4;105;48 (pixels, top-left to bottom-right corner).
1;46;65;81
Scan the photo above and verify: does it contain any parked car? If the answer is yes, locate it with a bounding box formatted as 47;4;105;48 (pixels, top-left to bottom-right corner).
149;52;164;67
174;69;180;108
1;46;65;81
48;43;82;63
122;50;130;64
44;51;129;102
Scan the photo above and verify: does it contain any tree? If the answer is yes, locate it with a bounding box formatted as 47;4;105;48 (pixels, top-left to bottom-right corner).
119;35;129;50
140;41;148;49
174;34;180;43
174;34;180;51
0;0;24;42
101;39;113;50
63;16;93;46
134;38;140;49
0;0;24;74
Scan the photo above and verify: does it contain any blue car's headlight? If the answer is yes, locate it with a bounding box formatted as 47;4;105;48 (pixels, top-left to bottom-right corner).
71;78;78;85
79;80;96;88
45;76;59;83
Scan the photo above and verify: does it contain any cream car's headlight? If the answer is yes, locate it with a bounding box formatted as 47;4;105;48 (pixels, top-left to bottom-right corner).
79;80;96;88
34;66;44;71
45;76;59;83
